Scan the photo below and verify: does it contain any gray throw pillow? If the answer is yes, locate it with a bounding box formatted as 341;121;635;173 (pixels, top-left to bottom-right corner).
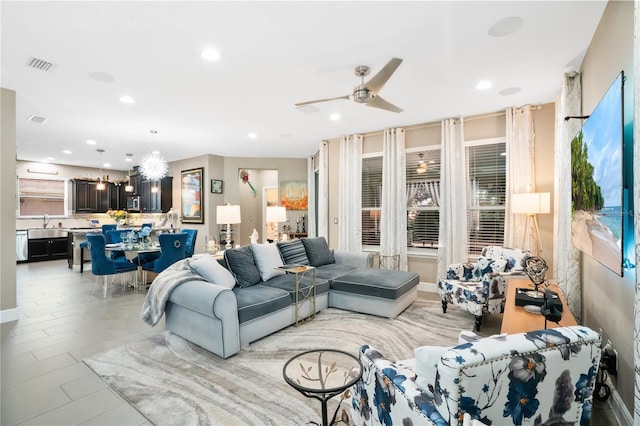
224;246;261;287
301;237;334;267
277;239;310;265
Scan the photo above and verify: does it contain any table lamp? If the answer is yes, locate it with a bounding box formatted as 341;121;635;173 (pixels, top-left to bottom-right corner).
511;192;550;256
266;205;287;242
217;204;241;249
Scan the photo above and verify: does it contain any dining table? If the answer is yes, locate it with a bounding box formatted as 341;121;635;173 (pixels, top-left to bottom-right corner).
105;243;161;290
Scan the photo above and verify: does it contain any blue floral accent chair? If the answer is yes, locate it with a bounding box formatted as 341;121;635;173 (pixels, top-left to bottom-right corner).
437;246;532;331
350;326;601;426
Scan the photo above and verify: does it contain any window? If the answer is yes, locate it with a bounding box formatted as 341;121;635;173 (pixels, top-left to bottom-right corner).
361;139;505;254
407;149;441;249
18;178;67;217
465;140;506;253
362;156;382;246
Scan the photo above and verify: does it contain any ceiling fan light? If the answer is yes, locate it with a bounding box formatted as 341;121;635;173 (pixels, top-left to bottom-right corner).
416;163;427;174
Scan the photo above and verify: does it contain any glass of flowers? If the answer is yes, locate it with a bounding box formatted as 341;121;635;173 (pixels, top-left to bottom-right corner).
107;209;128;228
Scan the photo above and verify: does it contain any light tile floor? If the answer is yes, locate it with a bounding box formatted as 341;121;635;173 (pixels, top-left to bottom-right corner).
1;260;621;425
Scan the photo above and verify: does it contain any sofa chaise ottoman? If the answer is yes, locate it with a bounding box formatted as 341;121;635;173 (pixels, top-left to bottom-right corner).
143;237;420;358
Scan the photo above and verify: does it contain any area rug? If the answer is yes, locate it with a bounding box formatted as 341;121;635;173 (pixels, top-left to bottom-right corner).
84;299;500;425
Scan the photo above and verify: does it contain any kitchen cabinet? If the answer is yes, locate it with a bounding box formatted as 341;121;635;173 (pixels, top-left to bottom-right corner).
73;179;110;213
133;176;173;213
28;237;68;262
109;183;129;211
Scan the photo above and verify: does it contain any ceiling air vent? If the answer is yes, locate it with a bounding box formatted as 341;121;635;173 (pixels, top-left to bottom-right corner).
26;57;55;72
27;115;47;124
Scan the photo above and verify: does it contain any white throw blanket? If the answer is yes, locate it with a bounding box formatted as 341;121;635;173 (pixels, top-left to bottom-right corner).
140;258;208;326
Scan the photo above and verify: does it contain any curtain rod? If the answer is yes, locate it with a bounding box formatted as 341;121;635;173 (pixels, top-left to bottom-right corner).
354;105;543;139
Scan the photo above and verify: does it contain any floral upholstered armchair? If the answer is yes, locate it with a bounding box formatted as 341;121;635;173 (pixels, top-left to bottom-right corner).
350;326;601;426
437;246;532;331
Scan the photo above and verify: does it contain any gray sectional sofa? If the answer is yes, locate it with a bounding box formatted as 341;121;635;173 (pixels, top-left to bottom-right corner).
149;237;420;359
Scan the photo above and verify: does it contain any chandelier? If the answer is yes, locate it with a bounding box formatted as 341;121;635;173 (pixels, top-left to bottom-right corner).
139;152;168;181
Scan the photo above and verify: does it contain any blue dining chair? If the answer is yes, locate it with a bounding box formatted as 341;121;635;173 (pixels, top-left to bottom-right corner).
86;233;138;298
182;229;198;258
141;233;188;285
104;230;127;262
78;224;118;273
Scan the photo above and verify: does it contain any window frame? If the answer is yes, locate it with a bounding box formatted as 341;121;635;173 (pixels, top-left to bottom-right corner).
464;137;507;254
17;176;70;218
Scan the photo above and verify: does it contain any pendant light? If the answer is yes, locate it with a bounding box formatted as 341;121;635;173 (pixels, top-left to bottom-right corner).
96;149;106;190
124;154;134;192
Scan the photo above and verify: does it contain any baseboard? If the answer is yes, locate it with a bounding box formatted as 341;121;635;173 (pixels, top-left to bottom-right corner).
418;282;437;293
0;306;19;323
607;376;633;426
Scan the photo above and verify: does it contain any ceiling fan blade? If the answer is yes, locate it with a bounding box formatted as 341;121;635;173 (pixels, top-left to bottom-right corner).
365;58;403;95
366;96;403;113
295;95;350;107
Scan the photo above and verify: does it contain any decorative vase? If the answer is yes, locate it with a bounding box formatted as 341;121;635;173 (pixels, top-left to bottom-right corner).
118;219;126;229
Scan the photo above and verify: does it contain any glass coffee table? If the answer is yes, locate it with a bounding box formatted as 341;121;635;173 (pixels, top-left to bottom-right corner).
283;349;363;426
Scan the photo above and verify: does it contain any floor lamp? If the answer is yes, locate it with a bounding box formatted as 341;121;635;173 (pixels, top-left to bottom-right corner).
217;204;241;250
266;205;287;242
511;192;550;256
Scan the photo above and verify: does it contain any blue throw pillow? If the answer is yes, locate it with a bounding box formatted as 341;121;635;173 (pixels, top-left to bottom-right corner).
277;239;310;265
300;237;334;267
224;246;261;287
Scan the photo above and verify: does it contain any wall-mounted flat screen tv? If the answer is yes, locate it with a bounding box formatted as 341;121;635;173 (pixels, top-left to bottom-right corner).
571;71;624;276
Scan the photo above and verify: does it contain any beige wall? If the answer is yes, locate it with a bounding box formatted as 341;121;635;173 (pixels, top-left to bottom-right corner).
325;108;555;286
578;0;635;415
1;88;18;318
169;155;307;251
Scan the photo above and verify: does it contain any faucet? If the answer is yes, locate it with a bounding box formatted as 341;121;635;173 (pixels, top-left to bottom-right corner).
43;214;50;228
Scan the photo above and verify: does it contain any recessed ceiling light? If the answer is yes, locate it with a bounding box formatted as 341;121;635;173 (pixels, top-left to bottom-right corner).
86;139;96;145
329;113;341;121
476;80;492;90
201;48;221;61
62;150;72;154
104;163;111;168
46;157;55;161
119;95;135;104
248;133;257;139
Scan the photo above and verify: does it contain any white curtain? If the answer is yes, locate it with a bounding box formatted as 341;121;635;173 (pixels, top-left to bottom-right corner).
437;119;468;280
380;128;408;270
317;141;329;239
553;72;582;322
504;106;537;251
338;135;362;251
307;156;316;238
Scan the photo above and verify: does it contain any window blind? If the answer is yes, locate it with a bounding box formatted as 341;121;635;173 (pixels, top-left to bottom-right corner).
466;142;506;253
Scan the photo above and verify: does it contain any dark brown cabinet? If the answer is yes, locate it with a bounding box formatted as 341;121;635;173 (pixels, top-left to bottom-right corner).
73;179;110;213
28;237;68;262
135;176;173;213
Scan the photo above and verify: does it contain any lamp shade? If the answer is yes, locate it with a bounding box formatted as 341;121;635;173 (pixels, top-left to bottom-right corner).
216;204;241;224
266;206;287;223
511;192;550;215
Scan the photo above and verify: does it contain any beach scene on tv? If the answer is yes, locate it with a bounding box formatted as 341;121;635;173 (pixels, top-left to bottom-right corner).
571;74;623;275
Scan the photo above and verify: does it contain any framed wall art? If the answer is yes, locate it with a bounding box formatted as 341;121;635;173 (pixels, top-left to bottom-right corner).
280;180;308;210
181;167;204;224
211;179;223;194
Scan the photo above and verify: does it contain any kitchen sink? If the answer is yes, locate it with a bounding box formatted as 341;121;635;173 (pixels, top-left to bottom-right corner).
28;229;69;239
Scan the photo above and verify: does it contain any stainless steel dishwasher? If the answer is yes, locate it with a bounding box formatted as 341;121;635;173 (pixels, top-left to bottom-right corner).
16;230;28;262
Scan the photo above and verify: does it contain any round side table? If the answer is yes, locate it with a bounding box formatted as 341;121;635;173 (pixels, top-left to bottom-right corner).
283;349;363;426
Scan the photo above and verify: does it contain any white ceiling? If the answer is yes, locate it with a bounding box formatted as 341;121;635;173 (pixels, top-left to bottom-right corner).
2;1;607;171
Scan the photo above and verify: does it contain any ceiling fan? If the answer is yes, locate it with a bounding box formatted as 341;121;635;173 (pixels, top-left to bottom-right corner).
295;58;404;113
